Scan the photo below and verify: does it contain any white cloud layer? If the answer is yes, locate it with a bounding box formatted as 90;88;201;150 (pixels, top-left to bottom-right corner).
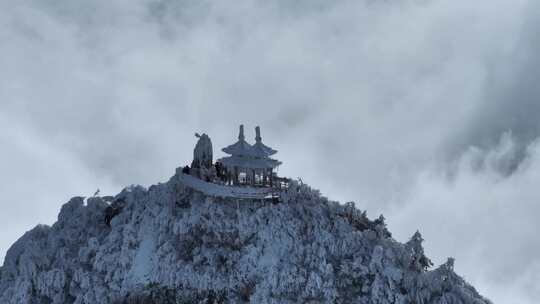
1;1;540;303
388;133;540;304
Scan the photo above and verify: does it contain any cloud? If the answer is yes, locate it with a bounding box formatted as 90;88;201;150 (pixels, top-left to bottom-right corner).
447;0;540;161
0;115;117;266
388;133;540;303
1;0;539;303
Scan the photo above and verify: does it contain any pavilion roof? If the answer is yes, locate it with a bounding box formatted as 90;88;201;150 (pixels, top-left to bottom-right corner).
220;125;281;169
222;125;255;156
251;126;277;157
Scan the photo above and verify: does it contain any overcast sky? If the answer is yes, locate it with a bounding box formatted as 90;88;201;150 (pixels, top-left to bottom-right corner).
1;0;540;303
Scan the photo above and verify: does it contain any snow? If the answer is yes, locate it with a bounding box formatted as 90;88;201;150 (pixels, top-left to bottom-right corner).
178;172;277;199
191;133;213;169
128;220;156;285
0;169;492;304
219;125;282;172
222;125;254;157
253;126;278;157
222;125;279;160
219;155;281;169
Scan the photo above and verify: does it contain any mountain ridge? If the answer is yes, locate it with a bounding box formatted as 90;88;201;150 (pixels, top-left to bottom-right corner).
0;169;491;304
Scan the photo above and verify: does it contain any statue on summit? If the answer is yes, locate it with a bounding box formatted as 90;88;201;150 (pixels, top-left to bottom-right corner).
190;133;215;180
191;133;213;169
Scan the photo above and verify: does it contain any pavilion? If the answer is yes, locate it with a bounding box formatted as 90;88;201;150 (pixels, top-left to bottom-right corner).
218;125;281;187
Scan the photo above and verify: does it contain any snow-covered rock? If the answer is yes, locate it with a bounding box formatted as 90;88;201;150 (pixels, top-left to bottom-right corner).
189;133;215;181
0;170;491;304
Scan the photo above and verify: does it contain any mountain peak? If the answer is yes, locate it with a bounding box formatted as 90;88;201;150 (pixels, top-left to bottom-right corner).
0;127;491;303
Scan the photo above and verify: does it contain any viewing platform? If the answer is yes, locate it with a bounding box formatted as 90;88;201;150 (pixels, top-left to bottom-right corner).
177;172;280;200
180;125;288;200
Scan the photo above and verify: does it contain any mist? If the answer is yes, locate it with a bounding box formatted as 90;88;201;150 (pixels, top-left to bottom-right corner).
2;1;540;303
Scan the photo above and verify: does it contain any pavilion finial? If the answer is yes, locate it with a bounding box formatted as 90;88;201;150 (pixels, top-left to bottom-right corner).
238;125;245;141
255;126;262;143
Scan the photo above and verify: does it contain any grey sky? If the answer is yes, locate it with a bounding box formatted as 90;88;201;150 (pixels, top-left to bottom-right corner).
1;1;540;303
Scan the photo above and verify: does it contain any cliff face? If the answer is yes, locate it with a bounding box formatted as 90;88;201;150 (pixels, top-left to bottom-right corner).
0;171;491;304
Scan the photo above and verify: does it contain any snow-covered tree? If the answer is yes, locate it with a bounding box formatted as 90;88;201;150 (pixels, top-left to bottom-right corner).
0;169;490;304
